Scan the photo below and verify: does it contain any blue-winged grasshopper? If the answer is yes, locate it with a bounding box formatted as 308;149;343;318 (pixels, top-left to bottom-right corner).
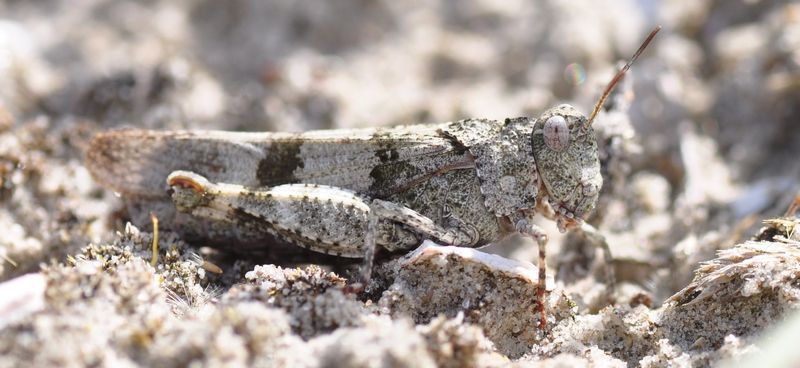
86;27;660;327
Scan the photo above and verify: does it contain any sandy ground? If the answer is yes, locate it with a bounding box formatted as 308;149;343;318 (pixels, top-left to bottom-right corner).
1;1;800;367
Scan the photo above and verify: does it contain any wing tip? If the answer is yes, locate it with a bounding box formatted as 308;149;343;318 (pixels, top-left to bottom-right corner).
85;129;164;197
86;131;122;188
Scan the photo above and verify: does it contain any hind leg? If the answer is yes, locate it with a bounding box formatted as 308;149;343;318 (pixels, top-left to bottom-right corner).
167;171;477;280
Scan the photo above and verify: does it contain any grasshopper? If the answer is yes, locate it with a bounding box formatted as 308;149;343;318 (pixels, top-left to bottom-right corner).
86;27;660;326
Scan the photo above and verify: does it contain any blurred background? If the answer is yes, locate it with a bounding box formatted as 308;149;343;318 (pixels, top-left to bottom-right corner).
0;0;799;307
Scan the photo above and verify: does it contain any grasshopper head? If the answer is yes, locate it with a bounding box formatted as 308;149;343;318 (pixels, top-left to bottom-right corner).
531;104;601;232
529;26;660;231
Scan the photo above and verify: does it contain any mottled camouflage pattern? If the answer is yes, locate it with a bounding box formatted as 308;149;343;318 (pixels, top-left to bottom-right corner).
86;104;602;257
532;104;602;226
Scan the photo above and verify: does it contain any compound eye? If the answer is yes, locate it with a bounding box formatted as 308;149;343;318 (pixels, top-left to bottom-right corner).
543;115;570;151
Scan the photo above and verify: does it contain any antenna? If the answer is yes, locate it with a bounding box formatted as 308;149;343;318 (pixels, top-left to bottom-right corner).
587;25;661;125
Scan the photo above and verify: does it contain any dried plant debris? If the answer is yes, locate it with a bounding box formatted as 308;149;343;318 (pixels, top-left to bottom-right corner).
0;258;168;367
753;196;800;243
223;264;367;339
380;242;574;358
3;213;787;367
662;213;800;351
71;223;216;311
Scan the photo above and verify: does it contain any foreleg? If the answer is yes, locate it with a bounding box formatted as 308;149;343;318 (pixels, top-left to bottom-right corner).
537;198;616;297
514;218;549;329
